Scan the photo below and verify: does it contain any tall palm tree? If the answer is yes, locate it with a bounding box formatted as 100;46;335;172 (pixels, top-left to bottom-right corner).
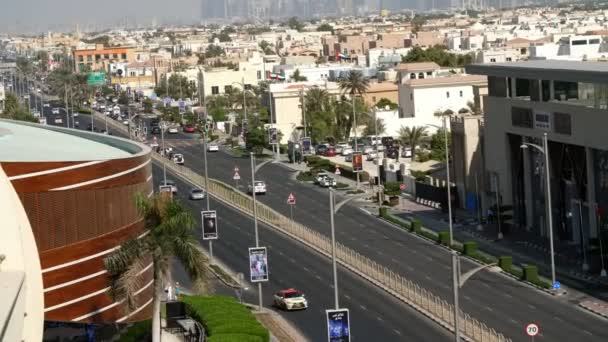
338;70;370;144
104;193;208;342
398;126;428;161
304;86;329;114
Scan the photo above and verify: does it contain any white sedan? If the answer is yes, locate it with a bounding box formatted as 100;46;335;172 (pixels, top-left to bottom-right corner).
273;289;308;311
248;181;266;195
168;127;179;134
207;143;219;152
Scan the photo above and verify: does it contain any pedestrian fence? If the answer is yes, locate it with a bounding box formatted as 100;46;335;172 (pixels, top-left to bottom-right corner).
98;113;511;342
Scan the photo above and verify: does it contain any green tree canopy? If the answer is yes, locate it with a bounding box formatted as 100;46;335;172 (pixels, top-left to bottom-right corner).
291;69;307;81
258;40;274;55
155;74;197;100
429;128;452;161
205;44;225;58
0;93;37;122
316;23;334;34
375;98;398;110
398;126;428;161
287;17;305;31
403;45;473;68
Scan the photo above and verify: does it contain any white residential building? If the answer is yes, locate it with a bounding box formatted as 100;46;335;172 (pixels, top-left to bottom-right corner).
529;35;608;61
397;75;488;130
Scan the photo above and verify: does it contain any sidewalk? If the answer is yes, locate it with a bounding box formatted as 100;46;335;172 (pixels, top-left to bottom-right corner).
391;194;608;299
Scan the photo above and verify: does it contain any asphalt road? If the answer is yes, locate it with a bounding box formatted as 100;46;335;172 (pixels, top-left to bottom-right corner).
53;108;452;341
163;136;608;342
154;164;453;342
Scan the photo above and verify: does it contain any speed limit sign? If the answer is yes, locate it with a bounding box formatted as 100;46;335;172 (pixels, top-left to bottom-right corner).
526;323;539;337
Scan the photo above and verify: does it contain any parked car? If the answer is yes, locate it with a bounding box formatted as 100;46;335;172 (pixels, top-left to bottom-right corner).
324;147;337;157
51;108;60;114
319;176;337;187
385;146;399;159
54;117;62;124
345;153;353;162
248;181;267;195
168;127;179;134
381;136;394;147
341;147;354;156
183;124;196;133
273;288;308;311
402;147;412;158
207;143;219;152
335;142;348;154
315;144;328;155
362;145;374;154
366;151;378;161
189;188;205;200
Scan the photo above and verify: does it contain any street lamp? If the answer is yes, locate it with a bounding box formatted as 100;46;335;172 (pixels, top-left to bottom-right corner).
520;132;556;289
161;122;167;184
373;107;382;203
250;152;274;311
328;188;368;309
451;251;498;341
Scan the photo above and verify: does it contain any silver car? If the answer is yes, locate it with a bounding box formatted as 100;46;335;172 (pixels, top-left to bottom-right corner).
189;188;205;200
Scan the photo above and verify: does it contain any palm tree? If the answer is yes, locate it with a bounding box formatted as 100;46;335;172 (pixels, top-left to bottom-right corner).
104;193;208;342
338;70;370;144
398;126;428;161
304;86;329;114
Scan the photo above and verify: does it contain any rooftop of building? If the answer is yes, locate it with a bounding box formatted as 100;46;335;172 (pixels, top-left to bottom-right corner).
405;75;487;87
466;60;608;84
395;62;441;72
0;120;133;162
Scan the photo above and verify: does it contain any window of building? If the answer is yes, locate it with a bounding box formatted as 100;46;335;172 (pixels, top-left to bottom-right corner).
426;71;432;76
418;72;425;79
86;55;92;61
113;53;118;59
541;80;551;102
95;54;101;61
511;107;533;128
410;93;413;100
554;81;578;101
121;53;127;59
446;91;450;98
130;71;136;76
104;54;109;59
410;73;416;79
459;90;463;97
490;58;496;62
78;55;84;62
224;85;232;93
506;57;512;62
211;86;219;95
257;70;262;80
515;78;531;98
572;40;587;46
554;112;572;135
372;96;376;103
589;39;601;44
488;76;507;97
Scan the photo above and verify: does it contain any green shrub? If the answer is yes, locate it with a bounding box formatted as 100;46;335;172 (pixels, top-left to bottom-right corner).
437;231;450;246
379;207;388;217
411;219;422;233
498;256;512;272
383;181;401;196
296;171;314;182
463;241;477;257
420;229;438;241
181;295;269;342
77;107;92;114
335;182;348;189
522;265;539;283
118;320;152;342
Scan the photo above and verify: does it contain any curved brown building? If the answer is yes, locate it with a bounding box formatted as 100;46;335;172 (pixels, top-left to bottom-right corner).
0;119;153;323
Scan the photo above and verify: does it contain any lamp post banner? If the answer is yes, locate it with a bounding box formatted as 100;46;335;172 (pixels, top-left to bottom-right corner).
352;152;363;172
249;247;269;282
201;210;218;240
302;137;312;155
326;308;350;342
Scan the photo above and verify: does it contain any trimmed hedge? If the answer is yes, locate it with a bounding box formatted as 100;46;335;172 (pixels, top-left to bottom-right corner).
499;256;512;272
437;231;450;246
118;320;151;342
181;295;269;342
411;219;422;233
305;155;370;182
463;241;477;257
522;265;539;283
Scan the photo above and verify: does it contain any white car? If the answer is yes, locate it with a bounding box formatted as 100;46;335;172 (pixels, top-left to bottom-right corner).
54;117;63;124
104;110;111;116
172;153;184;165
273;289;308;311
160;180;178;193
319;176;337;188
51;108;60;115
314;171;330;184
122;119;129;125
168;127;179;134
43;103;50;108
248;181;266;195
99;104;106;111
72;112;79;117
207;143;219;152
366;151;378;161
341;147;354;156
189;188;205;200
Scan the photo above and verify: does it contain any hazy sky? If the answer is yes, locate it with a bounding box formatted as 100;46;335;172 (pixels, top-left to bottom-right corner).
0;0;202;34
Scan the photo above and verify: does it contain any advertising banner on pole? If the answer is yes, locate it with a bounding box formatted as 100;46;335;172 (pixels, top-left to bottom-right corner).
326;309;350;342
302;137;312;155
178;100;186;114
352;152;363;172
201;210;218;240
249;247;269;282
268;127;278;145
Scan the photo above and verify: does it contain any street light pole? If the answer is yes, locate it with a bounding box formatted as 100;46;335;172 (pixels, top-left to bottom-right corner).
242;77;247;123
161;122;167;184
352;94;360;189
329;189;339;309
250;152;262;311
443;116;454;246
203;130;212;260
374;107;382;202
452;253;461;342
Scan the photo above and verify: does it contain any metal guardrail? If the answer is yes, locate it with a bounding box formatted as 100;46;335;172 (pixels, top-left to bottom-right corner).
98;112;511;342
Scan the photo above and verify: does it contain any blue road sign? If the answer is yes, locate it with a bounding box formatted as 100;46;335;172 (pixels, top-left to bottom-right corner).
553;281;560;290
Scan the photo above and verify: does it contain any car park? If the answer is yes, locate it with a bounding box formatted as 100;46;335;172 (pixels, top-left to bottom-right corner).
189;188;205;200
273;289;308;311
248;181;267;195
207;143;219;152
319;176;337;187
172;153;184;165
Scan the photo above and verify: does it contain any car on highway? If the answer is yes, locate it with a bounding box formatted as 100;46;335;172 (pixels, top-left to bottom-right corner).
324;147;337;157
273;289;308;311
172;153;185;165
160;180;178;193
183;124;196;133
207;143;219;152
314;171;330;185
168;127;179;134
189;188;205;200
341;146;354;156
51;108;60;115
248;181;267;195
319;175;337;187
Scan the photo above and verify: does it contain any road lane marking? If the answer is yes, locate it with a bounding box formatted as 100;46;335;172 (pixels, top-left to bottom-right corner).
393;329;402;336
503;293;513;298
314;274;322;280
528;304;536;310
289;258;296;263
376;317;383;322
362;243;370;248
553;316;562;322
509;319;519;325
359;305;367;311
425;256;433;261
463;295;472;301
485;306;493;312
406;266;414;272
583;330;593;336
377;250;384;255
344;294;351;300
391;258;398;263
424;275;432;281
303;267;310;272
481;282;491;288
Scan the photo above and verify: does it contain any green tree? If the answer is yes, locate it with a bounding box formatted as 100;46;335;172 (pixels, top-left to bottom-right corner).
143;98;153;113
316;23;334;34
155;74;197;100
304;87;331;143
429;128;451;161
398;126;428;161
338;70;370;139
403;45;473;67
291;69;307;81
287;17;304;31
0;93;37;122
35;50;49;72
16;57;33;75
118;92;130;105
104;193;208;342
245;118;267;154
411;16;427;34
375;98;398;110
363;117;386;137
258;40;274;55
209;32;231;43
205;44;225;58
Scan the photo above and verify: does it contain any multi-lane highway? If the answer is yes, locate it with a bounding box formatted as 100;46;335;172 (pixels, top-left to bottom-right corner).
159;130;608;342
48;107;454;341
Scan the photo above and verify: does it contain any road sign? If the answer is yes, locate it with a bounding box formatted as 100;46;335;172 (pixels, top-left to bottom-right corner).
87;72;106;86
525;323;539;337
287;193;296;205
233;171;241;180
326;308;350;342
553;281;560;290
399;183;405;191
335;166;341;175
